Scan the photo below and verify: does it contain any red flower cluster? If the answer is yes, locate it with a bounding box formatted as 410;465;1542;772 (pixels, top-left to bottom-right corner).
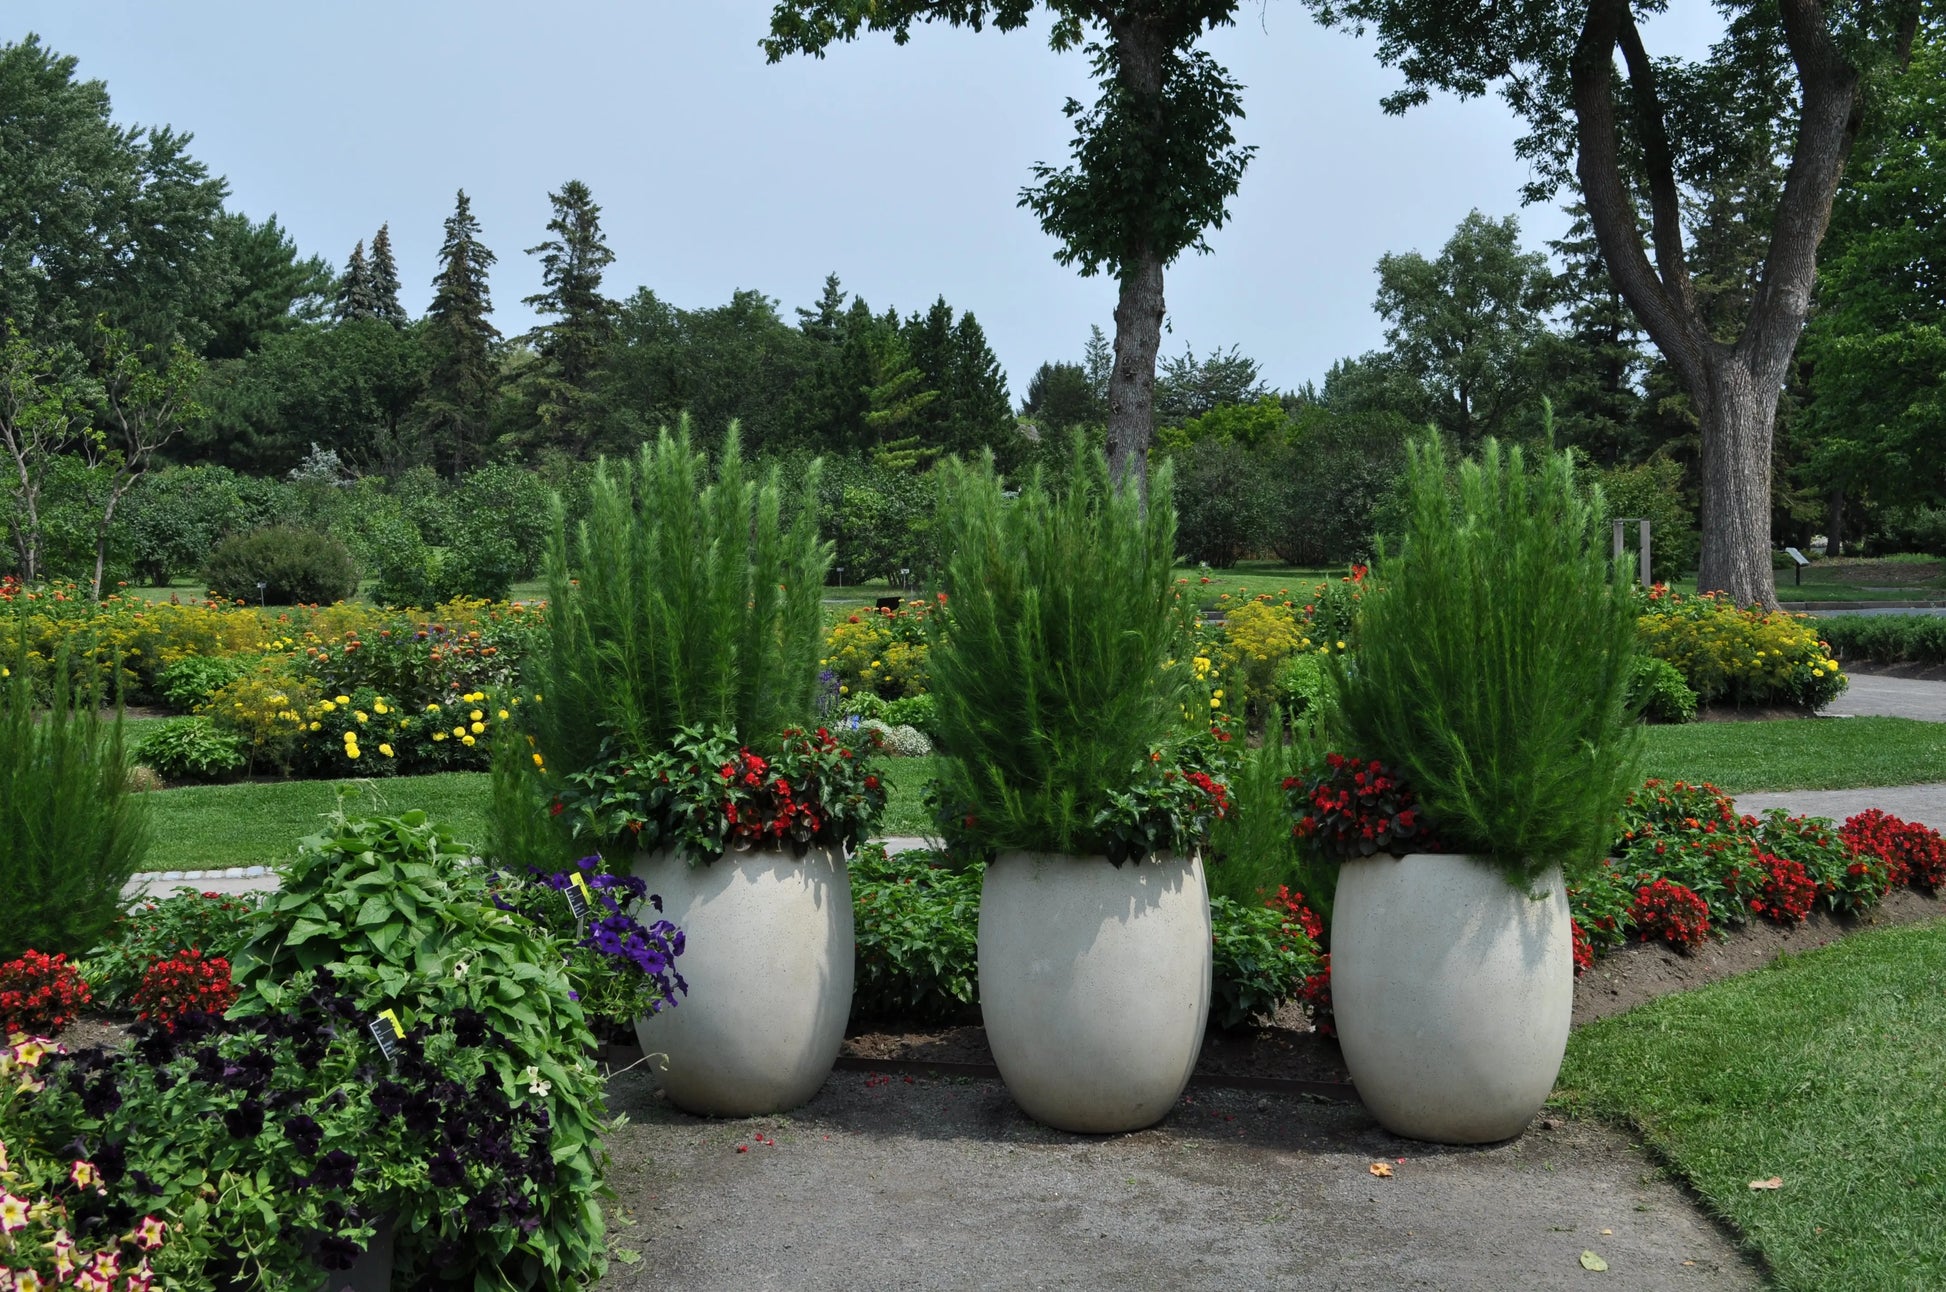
1267;885;1324;944
1183;769;1231;819
1842;809;1946;891
1297;953;1334;1036
131;949;238;1030
1287;753;1439;862
1629;879;1711;951
1570;919;1595;976
1747;851;1818;925
0;949;92;1035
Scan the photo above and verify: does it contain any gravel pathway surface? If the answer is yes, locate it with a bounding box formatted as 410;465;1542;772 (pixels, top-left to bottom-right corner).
596;1068;1760;1292
1822;672;1946;722
1735;783;1946;830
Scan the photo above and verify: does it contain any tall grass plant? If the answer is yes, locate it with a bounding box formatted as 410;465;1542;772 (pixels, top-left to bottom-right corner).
1332;434;1641;886
525;419;830;777
1;641;151;958
927;444;1188;856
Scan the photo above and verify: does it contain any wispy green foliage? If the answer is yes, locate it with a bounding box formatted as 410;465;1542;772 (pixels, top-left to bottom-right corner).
527;418;830;781
1332;434;1641;884
927;442;1188;855
1207;709;1333;920
0;638;151;958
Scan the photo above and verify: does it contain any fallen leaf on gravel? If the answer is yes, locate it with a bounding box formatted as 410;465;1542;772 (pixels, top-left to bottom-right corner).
1368;1162;1393;1178
1600;1229;1613;1236
1749;1177;1783;1191
1579;1251;1608;1272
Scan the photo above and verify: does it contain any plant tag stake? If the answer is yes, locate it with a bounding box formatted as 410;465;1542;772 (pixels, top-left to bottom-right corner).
565;871;593;931
368;1009;405;1062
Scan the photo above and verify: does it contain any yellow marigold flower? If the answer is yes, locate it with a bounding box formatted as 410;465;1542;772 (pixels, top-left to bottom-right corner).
1213;689;1224;699
1335;641;1346;650
374;701;389;715
453;726;466;738
498;708;510;720
309;721;322;731
426;703;441;713
532;752;544;767
1210;697;1222;708
462;734;476;747
319;700;336;713
335;695;350;705
379;743;394;757
469;710;483;722
470;721;485;734
355;711;368;724
433;731;447;742
346;747;361;760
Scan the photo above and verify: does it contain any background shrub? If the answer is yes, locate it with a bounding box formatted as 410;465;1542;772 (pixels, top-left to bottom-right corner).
133;715;250;783
850;846;980;1021
203;525;359;605
1334;436;1642;885
1629;655;1699;724
1819;614;1946;667
153;654;251;709
1208;896;1320;1030
1172;438;1277;568
0;649;151;959
82;886;261;1007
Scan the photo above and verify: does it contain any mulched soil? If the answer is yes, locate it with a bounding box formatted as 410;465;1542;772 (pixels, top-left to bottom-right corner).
843;888;1946;1086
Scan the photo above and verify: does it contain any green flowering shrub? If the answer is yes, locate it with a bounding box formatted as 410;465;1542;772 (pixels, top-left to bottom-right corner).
1629;655;1698;724
134;716;249;783
850;846;981;1022
1209;896;1320;1030
83;887;261;1007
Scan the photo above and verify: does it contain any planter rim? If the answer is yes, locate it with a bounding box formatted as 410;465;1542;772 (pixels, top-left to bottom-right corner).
990;848;1199;867
634;842;851;865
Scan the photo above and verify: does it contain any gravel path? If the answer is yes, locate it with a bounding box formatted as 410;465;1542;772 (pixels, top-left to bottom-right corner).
1735;783;1946;829
596;1068;1760;1292
1822;672;1946;722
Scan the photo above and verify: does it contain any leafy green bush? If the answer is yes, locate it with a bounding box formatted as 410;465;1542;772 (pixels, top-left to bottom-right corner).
1209;895;1320;1030
1819;613;1946;667
1272;652;1333;721
82;886;261;1007
516;420;828;795
928;444;1192;856
850;846;981;1021
153;654;250;709
203;525;359;605
1206;722;1316;910
134;716;249;782
881;692;939;741
228;794;613;1287
1;647;151;959
1334;436;1643;885
1172;438;1277;568
1629;655;1699;724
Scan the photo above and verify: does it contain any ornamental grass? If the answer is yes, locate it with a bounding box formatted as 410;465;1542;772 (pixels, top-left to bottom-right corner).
1332;434;1642;887
926;444;1190;857
527;418;830;775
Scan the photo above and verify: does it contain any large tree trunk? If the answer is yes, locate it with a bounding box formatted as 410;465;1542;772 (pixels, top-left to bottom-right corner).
1825;487;1846;558
1106;253;1164;489
1693;360;1781;603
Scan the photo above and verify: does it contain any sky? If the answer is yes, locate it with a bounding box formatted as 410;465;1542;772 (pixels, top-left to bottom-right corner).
16;2;1723;399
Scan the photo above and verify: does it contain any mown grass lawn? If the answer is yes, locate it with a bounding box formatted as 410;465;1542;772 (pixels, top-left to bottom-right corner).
1556;920;1946;1291
137;757;947;871
1639;716;1946;793
141;773;494;871
135;715;1946;870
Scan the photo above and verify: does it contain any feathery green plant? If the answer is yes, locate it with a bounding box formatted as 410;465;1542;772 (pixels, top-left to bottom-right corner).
1332;434;1642;886
0;640;151;958
928;443;1188;857
523;420;830;781
1207;708;1334;923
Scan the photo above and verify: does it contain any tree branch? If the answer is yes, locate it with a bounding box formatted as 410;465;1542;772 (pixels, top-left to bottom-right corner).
1570;0;1708;391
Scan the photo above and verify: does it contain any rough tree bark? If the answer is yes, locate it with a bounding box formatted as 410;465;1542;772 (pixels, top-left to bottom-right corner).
1103;14;1168;494
1569;0;1910;607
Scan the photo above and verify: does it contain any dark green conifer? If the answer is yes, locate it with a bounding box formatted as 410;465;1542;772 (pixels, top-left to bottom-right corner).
523;179;617;454
368;222;407;327
332;239;377;322
422;190;499;474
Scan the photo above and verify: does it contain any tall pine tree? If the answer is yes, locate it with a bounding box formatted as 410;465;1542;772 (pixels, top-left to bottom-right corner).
332;240;377;322
422;190;499;475
368;222;406;327
522;179;616;454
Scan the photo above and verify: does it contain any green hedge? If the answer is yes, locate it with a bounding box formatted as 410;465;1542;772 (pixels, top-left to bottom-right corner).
1819;614;1946;666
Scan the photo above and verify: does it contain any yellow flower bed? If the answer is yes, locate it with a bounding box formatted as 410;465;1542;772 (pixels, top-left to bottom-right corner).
1636;589;1846;708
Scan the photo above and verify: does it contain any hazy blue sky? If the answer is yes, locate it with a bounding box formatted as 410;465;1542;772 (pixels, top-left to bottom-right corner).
17;2;1721;398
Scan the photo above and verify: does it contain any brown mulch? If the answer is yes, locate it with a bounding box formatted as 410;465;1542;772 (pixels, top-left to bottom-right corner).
844;889;1946;1086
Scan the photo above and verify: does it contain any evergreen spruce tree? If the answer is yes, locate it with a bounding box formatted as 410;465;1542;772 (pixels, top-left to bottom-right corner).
1543;207;1649;465
797;272;848;346
332;240;378;323
368;222;406;327
523;179;617;454
423;190;500;475
945;311;1014;457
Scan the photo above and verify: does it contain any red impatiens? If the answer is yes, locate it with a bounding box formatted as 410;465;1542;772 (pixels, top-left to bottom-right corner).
1629;879;1712;951
1747;851;1818;925
1842;809;1946;891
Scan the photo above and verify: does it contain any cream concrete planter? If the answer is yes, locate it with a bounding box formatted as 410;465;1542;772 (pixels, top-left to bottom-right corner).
978;850;1211;1134
632;846;853;1117
1331;852;1572;1144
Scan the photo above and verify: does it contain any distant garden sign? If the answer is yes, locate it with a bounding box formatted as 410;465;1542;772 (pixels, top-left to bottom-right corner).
1612;519;1652;588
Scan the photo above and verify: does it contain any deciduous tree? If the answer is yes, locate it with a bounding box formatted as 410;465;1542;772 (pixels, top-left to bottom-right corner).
765;2;1256;488
1306;0;1925;605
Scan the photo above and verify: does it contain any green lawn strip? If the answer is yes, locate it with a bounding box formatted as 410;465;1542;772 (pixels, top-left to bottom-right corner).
1555;920;1946;1291
1640;717;1946;793
141;773;493;871
140;758;945;870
